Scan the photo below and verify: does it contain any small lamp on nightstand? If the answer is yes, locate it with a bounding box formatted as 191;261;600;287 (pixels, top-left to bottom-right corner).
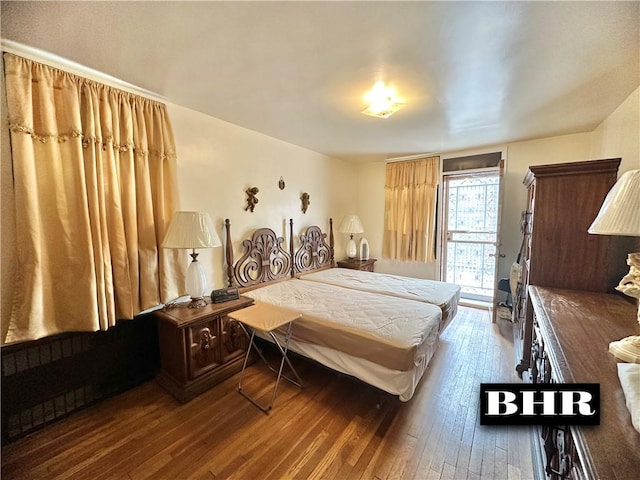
162;211;221;308
338;214;364;259
589;169;640;363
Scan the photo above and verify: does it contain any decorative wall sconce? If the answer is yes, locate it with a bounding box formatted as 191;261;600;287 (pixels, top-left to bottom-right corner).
278;177;285;190
300;192;310;214
244;187;259;212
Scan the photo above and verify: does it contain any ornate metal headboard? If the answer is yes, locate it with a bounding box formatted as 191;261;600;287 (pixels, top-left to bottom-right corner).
225;219;293;289
294;219;334;274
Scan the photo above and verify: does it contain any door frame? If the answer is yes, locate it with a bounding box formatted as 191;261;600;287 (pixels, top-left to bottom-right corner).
438;152;506;320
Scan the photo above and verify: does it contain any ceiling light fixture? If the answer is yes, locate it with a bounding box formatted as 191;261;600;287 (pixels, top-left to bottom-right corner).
361;81;406;118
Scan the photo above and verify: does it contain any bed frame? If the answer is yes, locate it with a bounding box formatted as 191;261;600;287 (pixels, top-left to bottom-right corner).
223;218;443;402
224;218;335;289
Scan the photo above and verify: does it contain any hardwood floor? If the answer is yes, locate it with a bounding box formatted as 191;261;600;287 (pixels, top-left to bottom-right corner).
1;306;533;480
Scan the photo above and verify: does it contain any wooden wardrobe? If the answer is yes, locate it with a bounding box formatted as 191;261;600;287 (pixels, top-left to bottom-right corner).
512;158;621;375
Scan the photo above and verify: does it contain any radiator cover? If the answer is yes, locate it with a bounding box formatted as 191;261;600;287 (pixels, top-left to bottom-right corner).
1;313;159;444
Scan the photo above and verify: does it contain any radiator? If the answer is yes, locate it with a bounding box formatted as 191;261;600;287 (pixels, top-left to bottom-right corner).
1;314;159;443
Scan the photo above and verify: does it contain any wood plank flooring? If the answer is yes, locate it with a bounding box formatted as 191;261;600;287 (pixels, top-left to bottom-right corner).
1;306;534;479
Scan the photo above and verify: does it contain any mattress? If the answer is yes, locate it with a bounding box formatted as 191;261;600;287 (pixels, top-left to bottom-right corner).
243;279;441;372
298;268;460;324
269;328;438;402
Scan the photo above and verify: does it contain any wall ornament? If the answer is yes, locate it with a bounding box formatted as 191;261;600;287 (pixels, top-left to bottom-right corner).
245;187;259;212
300;192;310;214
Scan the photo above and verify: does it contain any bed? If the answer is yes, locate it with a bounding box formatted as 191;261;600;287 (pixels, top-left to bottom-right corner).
298;265;460;329
290;222;460;326
223;219;450;401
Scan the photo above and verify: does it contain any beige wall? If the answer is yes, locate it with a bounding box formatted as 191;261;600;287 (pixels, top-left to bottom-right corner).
590;87;640;174
167;102;357;291
589;86;640;282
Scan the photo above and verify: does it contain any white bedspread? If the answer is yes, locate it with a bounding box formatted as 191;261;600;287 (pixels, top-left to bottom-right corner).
299;268;461;308
243;279;441;371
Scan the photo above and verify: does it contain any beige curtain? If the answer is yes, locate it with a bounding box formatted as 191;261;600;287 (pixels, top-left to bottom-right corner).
3;53;184;343
382;156;440;262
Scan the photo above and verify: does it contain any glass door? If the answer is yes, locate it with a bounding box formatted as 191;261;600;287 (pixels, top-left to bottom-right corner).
441;170;501;303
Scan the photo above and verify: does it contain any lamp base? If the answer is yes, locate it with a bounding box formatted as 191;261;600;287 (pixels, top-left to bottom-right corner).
186;251;208;308
609;336;640;364
346;236;357;259
188;297;207;309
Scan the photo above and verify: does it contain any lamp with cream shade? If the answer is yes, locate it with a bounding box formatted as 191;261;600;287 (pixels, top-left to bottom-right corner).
338;214;364;259
162;211;221;308
588;169;640;363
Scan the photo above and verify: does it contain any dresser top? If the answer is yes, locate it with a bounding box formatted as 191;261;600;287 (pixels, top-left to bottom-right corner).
528;286;640;477
524;157;621;185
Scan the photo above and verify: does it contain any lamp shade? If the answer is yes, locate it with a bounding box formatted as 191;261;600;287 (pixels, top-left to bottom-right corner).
338;214;364;234
589;170;640;236
161;211;221;249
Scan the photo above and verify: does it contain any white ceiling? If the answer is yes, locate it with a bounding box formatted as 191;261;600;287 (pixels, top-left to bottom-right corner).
2;1;639;162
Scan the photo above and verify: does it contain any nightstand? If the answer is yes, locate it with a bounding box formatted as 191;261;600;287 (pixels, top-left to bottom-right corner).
154;296;254;402
336;258;377;272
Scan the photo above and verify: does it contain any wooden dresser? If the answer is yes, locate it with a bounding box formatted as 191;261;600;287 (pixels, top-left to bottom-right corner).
527;286;640;479
513;158;620;375
154;296;254;402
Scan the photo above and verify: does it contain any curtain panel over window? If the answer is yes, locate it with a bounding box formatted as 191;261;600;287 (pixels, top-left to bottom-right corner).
382;156;440;263
3;53;184;344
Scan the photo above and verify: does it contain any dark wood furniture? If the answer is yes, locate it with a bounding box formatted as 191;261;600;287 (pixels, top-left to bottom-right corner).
513;158;620;375
337;258;377;272
154;296;254;402
527;286;640;480
225;218;335;287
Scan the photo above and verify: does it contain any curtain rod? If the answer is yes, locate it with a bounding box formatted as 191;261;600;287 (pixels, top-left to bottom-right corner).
385;152;440;164
386;145;509;164
1;39;167;103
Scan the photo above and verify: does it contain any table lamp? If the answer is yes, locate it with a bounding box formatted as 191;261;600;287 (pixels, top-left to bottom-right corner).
588;169;640;363
338;214;364;259
162;211;221;308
